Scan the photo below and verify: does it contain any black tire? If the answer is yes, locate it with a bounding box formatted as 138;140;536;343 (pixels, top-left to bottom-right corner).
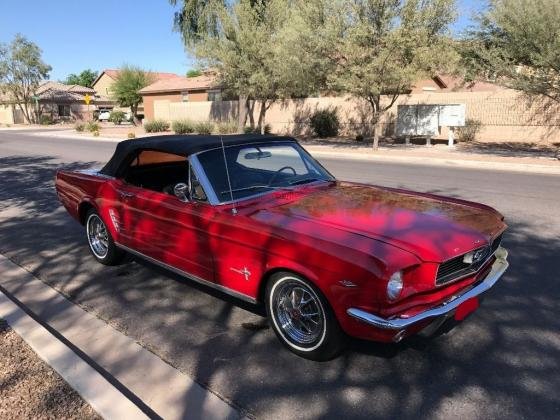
85;209;124;266
265;271;346;361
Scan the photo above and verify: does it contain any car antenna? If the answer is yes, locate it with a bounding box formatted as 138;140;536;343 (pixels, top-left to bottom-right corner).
220;135;237;215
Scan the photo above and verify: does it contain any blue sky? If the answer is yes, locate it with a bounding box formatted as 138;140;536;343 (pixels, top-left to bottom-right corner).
0;0;484;82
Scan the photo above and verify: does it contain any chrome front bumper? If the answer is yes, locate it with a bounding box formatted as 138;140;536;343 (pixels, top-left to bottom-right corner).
347;247;509;331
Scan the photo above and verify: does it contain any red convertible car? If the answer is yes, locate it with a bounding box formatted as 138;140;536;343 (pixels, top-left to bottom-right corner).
55;134;509;360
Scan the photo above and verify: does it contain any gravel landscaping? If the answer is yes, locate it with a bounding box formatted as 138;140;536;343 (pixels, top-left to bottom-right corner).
0;319;100;419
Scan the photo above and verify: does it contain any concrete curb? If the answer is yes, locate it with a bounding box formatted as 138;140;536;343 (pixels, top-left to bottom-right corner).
0;254;243;420
0;291;148;419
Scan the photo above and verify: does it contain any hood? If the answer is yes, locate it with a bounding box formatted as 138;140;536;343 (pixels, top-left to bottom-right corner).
253;182;505;262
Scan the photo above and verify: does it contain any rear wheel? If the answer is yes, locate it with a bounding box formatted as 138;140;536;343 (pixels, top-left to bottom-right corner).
85;209;124;265
266;272;345;361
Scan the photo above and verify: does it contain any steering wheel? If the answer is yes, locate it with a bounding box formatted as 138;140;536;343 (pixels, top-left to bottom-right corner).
268;166;297;186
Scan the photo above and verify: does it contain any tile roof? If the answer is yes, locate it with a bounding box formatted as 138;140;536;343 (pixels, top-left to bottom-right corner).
0;82;94;103
98;69;181;82
36;81;95;94
139;75;218;94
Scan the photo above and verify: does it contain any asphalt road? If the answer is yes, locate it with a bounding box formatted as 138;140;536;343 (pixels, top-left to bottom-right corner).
1;131;559;419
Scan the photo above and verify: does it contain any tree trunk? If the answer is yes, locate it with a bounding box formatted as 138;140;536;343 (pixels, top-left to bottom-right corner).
247;99;255;129
237;94;247;133
257;99;267;134
131;104;140;126
372;125;379;150
366;95;381;151
16;101;33;124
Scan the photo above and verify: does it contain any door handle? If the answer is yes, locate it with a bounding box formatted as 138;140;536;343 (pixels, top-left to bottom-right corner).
119;191;135;200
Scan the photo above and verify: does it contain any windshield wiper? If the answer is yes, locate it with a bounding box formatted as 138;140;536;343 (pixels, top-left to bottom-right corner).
220;184;288;195
288;177;329;186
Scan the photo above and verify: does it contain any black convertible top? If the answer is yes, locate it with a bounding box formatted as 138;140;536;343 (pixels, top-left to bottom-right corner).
100;133;296;176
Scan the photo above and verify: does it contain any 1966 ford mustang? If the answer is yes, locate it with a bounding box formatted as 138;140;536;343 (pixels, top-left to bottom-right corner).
55;134;509;360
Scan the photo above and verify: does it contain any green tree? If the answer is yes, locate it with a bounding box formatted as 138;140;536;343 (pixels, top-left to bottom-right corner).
326;0;457;148
0;34;51;123
170;0;225;47
64;69;98;87
178;0;325;133
186;69;202;77
110;65;154;125
461;0;560;105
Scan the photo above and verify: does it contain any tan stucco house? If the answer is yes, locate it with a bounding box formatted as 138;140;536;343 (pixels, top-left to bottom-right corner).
139;73;221;121
0;81;95;124
91;69;181;116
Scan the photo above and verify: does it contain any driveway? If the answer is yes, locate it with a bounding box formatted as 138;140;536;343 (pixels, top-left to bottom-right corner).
1;131;559;419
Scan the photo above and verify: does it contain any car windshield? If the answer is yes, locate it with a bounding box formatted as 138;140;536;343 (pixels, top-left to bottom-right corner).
196;142;334;203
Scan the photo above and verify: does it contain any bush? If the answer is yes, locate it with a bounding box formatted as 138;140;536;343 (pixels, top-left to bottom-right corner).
92;129;100;137
457;119;482;142
355;134;364;142
127;132;136;139
243;124;272;134
39;115;53;125
74;122;85;132
216;120;238;134
310;107;340;138
144;119;170;133
86;121;100;132
109;110;126;125
194;121;214;134
172;119;195;134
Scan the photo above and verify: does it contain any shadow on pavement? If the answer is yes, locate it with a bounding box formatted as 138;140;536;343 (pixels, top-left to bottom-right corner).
0;154;559;419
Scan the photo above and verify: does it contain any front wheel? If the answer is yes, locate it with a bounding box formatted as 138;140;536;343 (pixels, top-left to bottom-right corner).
85;209;124;265
266;272;346;361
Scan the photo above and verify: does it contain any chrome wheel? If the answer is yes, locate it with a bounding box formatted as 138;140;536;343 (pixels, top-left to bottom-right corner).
271;278;325;347
87;214;109;259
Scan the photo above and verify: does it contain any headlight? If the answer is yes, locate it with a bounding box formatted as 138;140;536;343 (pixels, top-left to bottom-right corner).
387;271;403;301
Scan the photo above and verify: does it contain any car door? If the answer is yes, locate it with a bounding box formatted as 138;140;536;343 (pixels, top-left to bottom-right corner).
114;177;215;282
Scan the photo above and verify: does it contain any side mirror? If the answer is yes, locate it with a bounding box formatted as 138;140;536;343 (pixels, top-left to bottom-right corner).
173;182;190;202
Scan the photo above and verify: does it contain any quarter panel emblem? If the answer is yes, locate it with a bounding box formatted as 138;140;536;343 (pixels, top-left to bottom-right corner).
230;267;251;281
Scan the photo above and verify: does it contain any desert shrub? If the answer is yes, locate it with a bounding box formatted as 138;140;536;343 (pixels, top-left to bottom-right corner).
127;132;136;139
216;120;238;134
310;107;340;138
109;110;126;125
39;114;53;125
144;119;170;133
74;122;85;132
86;121;100;132
194;121;214;134
243;124;272;134
457;118;482;142
92;129;100;137
172;119;195;134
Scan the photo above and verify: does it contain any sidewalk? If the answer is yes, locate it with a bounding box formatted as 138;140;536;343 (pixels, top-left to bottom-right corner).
0;254;243;420
303;144;560;175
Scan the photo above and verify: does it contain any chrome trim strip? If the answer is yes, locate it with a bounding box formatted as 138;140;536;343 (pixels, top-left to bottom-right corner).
77;168;115;180
191;140;335;206
347;247;509;330
115;243;258;304
188;155;220;205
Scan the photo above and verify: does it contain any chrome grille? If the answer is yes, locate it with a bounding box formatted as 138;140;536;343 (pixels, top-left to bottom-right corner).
436;233;503;286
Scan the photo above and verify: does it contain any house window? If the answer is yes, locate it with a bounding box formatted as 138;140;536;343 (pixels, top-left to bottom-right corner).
207;90;222;102
181;91;189;102
58;104;71;117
